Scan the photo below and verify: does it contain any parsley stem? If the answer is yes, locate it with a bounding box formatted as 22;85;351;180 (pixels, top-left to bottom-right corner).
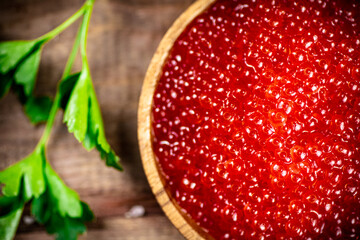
38;94;60;147
38;1;94;147
37;5;87;43
80;0;94;65
62;22;83;80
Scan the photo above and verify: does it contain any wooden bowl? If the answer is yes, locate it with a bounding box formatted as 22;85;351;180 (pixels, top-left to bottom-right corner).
138;0;215;239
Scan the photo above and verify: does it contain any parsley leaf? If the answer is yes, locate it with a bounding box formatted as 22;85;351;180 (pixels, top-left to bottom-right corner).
59;73;80;109
0;196;24;240
0;146;46;240
0;40;38;74
0;40;52;124
24;96;53;124
62;67;122;170
0;204;23;240
0;146;45;201
32;163;94;240
13;45;42;97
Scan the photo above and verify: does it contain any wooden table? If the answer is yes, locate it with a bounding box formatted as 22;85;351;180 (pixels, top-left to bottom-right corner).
0;0;195;239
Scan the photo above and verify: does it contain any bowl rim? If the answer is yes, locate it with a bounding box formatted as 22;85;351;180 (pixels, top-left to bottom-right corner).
137;0;215;239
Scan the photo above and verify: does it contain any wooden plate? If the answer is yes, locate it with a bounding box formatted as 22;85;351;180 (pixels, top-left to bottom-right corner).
138;0;215;239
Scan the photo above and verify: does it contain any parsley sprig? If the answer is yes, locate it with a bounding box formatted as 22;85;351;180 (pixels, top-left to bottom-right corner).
0;0;122;239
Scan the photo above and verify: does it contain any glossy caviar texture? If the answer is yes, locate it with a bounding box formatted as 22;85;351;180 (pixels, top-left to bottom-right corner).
151;0;360;239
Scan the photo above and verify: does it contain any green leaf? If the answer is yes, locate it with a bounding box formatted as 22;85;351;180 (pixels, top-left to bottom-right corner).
87;84;108;152
44;163;82;218
32;163;94;240
0;205;23;240
63;67;122;170
24;96;53;124
59;73;81;110
31;191;50;224
78;202;94;222
63;69;90;142
14;46;42;97
0;40;38;74
0;147;45;201
32;200;93;240
0;73;13;99
98;148;121;170
0;40;49;123
87;86;122;170
0;146;45;240
0;196;23;219
47;213;88;240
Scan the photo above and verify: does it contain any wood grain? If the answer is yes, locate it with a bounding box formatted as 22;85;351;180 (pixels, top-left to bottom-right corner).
0;0;198;239
138;0;215;239
15;215;184;240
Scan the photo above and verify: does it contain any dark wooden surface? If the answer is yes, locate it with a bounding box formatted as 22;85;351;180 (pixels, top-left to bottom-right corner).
0;0;196;239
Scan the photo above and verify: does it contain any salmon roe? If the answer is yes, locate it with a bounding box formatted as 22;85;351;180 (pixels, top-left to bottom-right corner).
151;0;360;239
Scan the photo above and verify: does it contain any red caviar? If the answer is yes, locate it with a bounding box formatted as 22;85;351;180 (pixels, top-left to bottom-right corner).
151;0;360;239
